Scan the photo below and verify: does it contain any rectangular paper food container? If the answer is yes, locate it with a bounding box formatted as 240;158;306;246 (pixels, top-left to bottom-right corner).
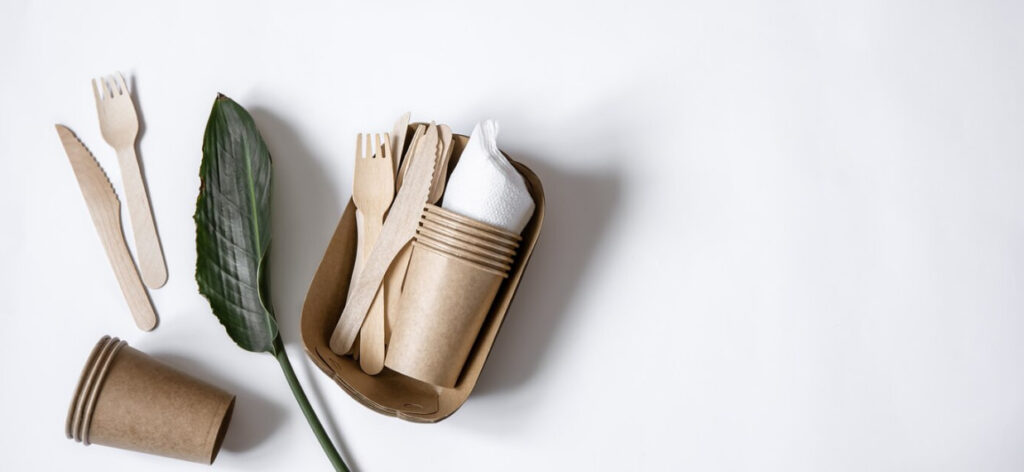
300;130;544;423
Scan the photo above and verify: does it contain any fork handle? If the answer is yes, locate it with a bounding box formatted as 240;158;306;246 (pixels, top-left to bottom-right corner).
358;213;386;374
115;146;167;288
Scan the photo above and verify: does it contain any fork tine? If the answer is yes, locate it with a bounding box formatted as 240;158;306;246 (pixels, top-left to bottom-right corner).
365;134;372;160
382;134;395;173
374;134;381;159
115;73;129;95
356;133;363;161
101;76;114;98
108;75;122;95
91;78;102;103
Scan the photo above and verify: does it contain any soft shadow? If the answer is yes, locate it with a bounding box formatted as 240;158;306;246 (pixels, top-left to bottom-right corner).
126;73;169;284
128;74;147;147
249;107;358;468
249;107;343;336
471;158;622;396
147;353;287;453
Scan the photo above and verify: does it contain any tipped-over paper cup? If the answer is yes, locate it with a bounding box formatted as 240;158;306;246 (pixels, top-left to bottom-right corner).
385;240;509;388
66;336;235;464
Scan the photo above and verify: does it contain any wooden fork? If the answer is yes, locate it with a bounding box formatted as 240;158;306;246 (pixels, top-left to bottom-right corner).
92;73;167;289
330;133;395;374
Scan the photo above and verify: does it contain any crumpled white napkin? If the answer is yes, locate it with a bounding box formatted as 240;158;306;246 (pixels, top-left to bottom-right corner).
441;120;535;234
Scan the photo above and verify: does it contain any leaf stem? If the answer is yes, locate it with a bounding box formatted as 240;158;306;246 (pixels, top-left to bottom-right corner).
273;337;349;472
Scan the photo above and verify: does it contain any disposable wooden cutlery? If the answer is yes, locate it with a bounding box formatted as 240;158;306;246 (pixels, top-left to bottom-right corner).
331;124;439;354
356;133;396;374
395;124;426;188
390;112;410;177
432;124;454;203
55;125;158;331
93;72;167;289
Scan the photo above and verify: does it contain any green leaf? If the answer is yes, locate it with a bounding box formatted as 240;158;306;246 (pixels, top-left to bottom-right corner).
195;94;279;354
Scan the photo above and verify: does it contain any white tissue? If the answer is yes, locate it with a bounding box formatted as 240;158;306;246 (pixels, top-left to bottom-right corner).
441;120;535;234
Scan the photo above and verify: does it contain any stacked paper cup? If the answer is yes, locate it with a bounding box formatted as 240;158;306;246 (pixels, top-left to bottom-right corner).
384;204;523;388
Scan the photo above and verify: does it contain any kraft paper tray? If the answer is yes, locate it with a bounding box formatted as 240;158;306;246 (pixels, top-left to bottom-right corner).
300;132;544;423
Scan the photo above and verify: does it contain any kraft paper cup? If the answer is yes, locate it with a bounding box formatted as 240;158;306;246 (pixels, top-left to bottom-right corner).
420;214;521;249
422;206;520;245
418;221;518;257
415;231;515;269
66;335;119;441
421;213;524;249
385;242;508;388
412;237;511;276
75;337;128;443
423;204;522;242
66;336;236;464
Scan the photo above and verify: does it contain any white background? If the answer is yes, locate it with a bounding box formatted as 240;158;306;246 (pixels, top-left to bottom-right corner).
2;1;1023;470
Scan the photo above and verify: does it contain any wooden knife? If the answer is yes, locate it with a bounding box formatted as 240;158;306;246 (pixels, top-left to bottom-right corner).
390;112;411;178
55;125;158;331
330;123;438;353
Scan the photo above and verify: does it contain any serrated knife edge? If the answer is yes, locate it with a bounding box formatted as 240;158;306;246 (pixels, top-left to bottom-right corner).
55;124;157;331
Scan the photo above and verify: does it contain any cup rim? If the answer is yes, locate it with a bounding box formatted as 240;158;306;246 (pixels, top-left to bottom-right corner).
421;212;520;248
417;227;517;264
66;335;113;440
68;336;121;442
412;241;509;278
423;204;522;242
78;338;127;445
418;221;518;256
415;233;514;270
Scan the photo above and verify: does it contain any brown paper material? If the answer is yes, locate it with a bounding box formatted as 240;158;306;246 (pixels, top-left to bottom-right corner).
66;335;118;441
418;220;518;256
422;208;521;249
414;233;513;273
385;243;506;387
77;338;128;443
66;336;235;464
423;204;523;241
299;128;545;423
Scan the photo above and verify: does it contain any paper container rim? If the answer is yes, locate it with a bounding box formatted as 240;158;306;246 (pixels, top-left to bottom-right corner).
66;335;113;440
413;236;512;273
417;221;519;256
416;228;517;264
423;204;522;242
